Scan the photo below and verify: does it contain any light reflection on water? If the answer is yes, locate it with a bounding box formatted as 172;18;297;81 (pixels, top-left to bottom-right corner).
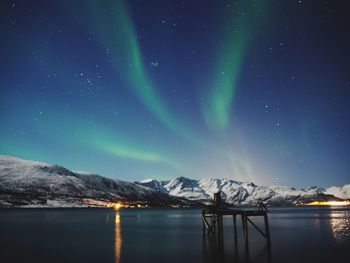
329;209;350;243
1;208;350;263
115;211;122;263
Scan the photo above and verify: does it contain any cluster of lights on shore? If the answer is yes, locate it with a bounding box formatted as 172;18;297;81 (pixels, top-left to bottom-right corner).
107;202;148;210
305;200;350;206
82;199;149;210
83;199;350;209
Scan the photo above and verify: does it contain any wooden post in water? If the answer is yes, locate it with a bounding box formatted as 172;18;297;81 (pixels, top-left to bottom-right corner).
241;214;249;243
244;215;249;244
241;214;246;241
202;209;205;236
213;192;223;240
264;213;271;243
233;215;237;242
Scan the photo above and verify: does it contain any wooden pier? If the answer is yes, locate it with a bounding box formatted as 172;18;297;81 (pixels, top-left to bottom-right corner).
201;192;271;245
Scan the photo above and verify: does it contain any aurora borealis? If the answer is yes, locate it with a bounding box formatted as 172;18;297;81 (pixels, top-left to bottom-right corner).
1;0;349;187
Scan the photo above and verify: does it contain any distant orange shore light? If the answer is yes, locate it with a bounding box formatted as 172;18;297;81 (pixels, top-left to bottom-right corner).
306;200;350;206
114;203;122;210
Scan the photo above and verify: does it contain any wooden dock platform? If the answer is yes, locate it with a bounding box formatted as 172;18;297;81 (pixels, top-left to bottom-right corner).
201;192;271;245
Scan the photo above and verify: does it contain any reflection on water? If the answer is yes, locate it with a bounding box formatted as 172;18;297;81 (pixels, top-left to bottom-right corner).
1;208;350;263
329;209;350;243
115;211;122;263
202;226;271;263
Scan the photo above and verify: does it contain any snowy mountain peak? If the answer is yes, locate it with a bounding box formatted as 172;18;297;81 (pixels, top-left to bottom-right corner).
140;178;154;183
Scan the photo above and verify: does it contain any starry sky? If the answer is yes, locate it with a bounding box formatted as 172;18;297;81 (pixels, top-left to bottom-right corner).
1;0;349;187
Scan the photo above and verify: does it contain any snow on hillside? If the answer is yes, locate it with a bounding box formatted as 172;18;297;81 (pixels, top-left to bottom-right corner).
0;155;96;196
326;185;350;199
1;155;346;207
138;178;168;193
0;155;192;207
138;177;338;206
74;172;172;200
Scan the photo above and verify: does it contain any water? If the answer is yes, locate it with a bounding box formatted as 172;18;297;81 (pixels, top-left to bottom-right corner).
0;207;349;263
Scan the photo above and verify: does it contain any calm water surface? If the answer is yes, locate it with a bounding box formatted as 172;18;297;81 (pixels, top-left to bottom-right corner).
0;207;349;263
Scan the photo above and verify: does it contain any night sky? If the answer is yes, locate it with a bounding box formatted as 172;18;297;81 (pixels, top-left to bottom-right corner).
1;0;349;187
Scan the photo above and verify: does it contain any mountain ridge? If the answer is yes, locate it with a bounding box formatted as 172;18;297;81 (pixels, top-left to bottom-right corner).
0;155;348;207
136;177;349;206
0;155;193;207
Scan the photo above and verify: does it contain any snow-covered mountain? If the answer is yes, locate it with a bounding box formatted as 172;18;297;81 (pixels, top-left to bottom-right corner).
137;177;345;206
325;184;350;199
139;178;168;193
1;155;347;207
0;156;192;207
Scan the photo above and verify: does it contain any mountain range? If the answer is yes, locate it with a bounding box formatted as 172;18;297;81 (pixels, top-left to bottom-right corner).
137;177;349;206
0;155;348;207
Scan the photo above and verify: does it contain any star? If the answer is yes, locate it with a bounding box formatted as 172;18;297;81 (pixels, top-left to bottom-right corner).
150;62;159;67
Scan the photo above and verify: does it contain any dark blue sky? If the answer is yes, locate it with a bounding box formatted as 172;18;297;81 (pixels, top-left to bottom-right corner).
1;0;349;187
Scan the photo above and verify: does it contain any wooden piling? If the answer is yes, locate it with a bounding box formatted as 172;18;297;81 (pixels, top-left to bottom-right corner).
233;215;237;241
264;213;271;243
